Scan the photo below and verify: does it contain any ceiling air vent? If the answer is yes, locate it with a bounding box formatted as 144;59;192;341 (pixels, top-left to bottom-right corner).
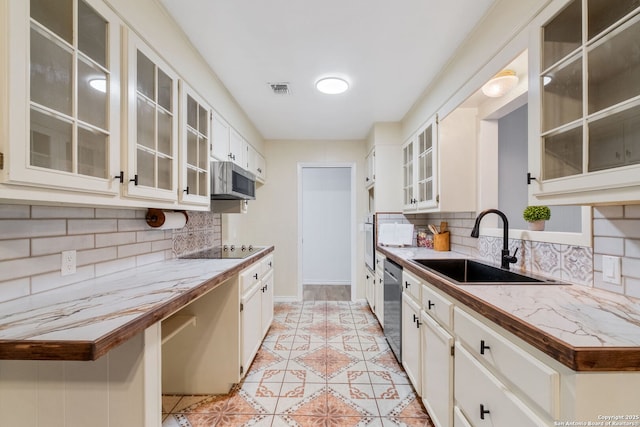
269;82;291;95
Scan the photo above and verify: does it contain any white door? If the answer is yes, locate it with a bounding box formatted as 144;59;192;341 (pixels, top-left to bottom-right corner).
301;166;352;288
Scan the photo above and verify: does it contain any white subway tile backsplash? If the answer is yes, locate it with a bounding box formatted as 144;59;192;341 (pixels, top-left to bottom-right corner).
593;237;625;256
593;219;640;239
0;278;30;303
31;235;94;256
624;205;640;219
95;208;140;219
0;205;221;301
626;277;640;299
0;254;60;282
593;206;624;219
622;257;640;280
68;219;118;235
117;219;149;232
625;239;640;259
77;247;117;266
31;206;94;219
0;205;30;219
117;242;152;258
95;232;137;248
0;239;29;260
0;219;66;239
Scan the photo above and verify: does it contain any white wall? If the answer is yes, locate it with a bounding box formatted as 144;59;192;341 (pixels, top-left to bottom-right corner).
224;140;366;300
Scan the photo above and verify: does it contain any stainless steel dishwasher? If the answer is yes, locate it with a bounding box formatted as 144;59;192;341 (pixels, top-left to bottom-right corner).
383;258;402;362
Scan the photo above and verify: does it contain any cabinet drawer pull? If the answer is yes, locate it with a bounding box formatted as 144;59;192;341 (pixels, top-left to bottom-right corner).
405;281;411;288
268;261;273;268
480;404;490;420
413;314;418;323
480;340;490;355
254;273;259;280
427;300;435;310
415;319;421;328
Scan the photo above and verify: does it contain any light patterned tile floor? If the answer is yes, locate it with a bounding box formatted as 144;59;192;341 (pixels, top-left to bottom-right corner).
162;301;434;427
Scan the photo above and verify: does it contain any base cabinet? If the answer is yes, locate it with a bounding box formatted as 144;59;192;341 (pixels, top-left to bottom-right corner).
421;312;453;427
454;342;546;427
365;266;375;311
402;293;422;396
241;283;263;374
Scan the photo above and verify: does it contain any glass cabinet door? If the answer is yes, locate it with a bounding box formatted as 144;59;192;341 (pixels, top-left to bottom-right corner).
17;0;121;193
402;139;415;209
126;31;178;201
538;0;640;183
179;81;211;205
416;121;436;208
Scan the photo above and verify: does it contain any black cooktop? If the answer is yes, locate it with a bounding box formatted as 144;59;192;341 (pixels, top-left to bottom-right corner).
180;245;265;260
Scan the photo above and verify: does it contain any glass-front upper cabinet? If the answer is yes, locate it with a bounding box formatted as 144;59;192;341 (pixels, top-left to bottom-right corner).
402;137;415;210
179;81;211;206
3;0;121;194
416;121;437;209
124;30;179;202
529;0;640;204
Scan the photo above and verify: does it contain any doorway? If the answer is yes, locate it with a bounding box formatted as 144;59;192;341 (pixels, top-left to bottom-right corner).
298;164;355;301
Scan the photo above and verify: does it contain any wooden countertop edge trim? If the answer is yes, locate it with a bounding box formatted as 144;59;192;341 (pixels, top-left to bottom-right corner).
380;248;640;372
0;247;275;361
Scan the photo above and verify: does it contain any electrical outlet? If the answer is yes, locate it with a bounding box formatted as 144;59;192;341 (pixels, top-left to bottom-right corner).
602;255;621;285
61;250;76;276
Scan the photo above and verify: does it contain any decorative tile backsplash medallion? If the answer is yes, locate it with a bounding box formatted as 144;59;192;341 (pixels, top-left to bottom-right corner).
172;211;222;257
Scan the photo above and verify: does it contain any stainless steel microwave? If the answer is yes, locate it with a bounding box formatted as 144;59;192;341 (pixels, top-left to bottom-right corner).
210;161;256;200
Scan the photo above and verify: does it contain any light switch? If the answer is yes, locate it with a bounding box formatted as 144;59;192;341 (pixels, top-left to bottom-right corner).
602;255;621;285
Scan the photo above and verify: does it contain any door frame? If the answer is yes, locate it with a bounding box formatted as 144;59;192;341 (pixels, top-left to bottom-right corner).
297;162;356;301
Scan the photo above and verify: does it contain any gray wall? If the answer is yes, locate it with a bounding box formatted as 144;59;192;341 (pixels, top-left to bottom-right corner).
498;105;580;232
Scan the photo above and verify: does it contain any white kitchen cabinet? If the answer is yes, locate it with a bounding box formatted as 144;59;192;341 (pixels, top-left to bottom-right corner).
241;282;262;375
454;342;547;427
260;271;274;338
402;270;422;303
401;292;422;396
528;0;640;205
366;122;403;212
123;29;179;203
211;113;230;162
403;109;476;213
365;266;375;311
373;252;385;324
247;144;267;183
421;311;454;427
2;0;122;196
178;82;210;206
365;148;375;188
229;128;246;168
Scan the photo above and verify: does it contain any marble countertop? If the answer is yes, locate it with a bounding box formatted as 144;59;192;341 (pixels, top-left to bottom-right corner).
379;246;640;371
0;247;274;361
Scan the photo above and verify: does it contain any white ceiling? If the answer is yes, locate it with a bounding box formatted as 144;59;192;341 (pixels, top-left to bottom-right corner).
159;0;497;140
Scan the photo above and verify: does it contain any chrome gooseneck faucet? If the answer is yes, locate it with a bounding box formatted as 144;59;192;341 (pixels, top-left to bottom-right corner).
470;209;518;270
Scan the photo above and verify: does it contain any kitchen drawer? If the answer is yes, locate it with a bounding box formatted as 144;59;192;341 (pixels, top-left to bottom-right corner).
402;270;422;302
261;254;274;276
421;283;453;329
375;252;386;270
240;263;262;293
454;307;559;418
454;342;548;427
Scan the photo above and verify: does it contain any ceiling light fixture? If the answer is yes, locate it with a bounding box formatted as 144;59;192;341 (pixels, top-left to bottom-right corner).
89;78;107;93
481;69;518;98
315;77;349;95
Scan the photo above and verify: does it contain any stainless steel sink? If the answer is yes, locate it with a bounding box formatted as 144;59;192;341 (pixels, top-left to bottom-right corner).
411;258;560;285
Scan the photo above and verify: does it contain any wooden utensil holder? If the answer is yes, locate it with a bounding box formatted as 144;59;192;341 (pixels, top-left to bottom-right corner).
433;231;450;251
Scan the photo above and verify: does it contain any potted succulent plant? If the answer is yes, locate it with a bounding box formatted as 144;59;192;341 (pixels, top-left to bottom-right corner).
523;205;551;231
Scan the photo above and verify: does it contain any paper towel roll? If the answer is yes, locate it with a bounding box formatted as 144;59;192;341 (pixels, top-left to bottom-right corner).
145;209;188;230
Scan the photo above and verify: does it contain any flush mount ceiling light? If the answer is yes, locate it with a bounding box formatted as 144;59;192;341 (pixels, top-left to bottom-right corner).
315;77;349;95
89;78;107;93
481;69;518;98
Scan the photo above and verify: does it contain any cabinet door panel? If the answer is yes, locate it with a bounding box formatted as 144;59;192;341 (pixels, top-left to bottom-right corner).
401;293;421;395
421;312;453;427
241;285;262;375
261;272;274;338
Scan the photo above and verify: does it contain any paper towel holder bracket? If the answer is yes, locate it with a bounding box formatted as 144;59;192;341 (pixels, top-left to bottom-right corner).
145;208;188;228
